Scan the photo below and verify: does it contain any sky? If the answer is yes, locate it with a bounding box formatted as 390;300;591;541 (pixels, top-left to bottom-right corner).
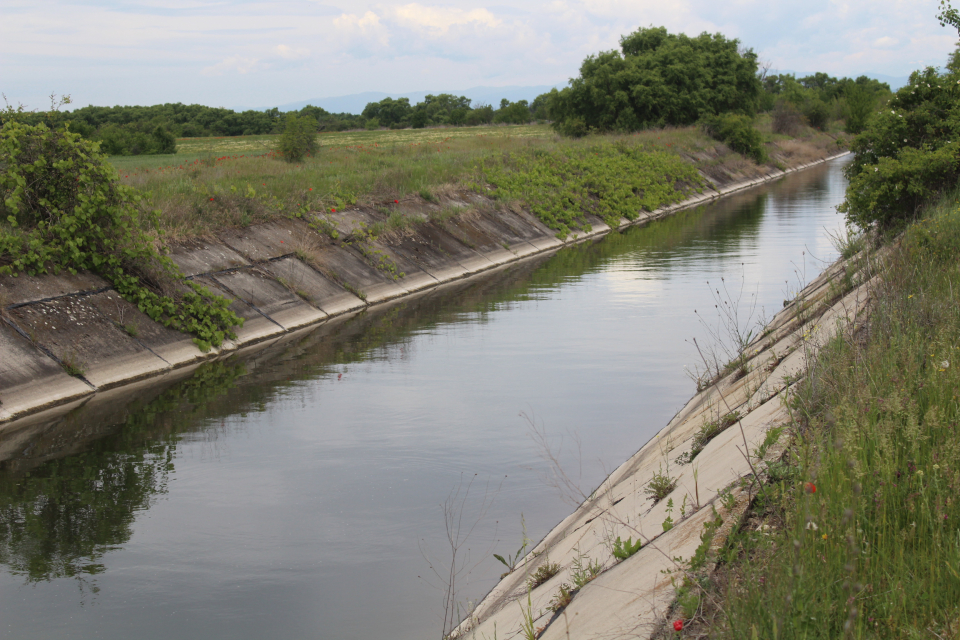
1;0;957;111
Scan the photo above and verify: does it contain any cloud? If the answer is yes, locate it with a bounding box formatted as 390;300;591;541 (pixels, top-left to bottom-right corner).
391;4;501;32
201;55;262;76
276;44;310;59
333;10;389;47
873;36;899;48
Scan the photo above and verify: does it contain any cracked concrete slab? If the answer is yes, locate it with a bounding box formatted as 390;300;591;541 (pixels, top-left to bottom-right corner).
0;322;92;421
7;297;170;389
190;276;285;345
210;268;327;331
0;271;109;306
259;257;366;317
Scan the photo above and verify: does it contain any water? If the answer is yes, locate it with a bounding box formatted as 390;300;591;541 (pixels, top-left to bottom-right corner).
0;159;849;639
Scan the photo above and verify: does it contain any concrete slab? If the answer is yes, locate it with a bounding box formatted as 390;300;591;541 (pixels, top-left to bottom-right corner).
190;276;284;345
299;243;410;304
218;218;307;262
260;257;366;317
7;297;170;390
210;268;327;331
384;224;494;281
0;271;109;306
165;239;248;277
84;291;206;367
0;321;93;421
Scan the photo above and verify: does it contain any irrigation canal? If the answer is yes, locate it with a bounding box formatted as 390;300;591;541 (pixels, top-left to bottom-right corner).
0;157;849;640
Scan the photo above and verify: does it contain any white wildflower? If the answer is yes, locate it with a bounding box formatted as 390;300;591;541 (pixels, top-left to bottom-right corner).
806;521;818;531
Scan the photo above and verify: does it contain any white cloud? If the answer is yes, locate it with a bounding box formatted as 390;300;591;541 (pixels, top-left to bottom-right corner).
201;55;263;76
276;44;310;59
391;4;501;32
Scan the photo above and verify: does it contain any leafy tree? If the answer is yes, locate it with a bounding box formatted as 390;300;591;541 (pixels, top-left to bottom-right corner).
550;26;762;134
494;99;533;125
277;113;318;162
947;42;960;73
361;97;412;128
839;66;960;229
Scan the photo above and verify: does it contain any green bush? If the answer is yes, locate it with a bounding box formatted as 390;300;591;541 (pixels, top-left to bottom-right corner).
277;113;318;162
0;118;241;349
839;67;960;229
701;113;768;164
803;97;830;129
550;26;761;134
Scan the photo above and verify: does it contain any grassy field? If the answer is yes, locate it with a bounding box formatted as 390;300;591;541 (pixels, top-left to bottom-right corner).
107;122;840;241
684;190;960;638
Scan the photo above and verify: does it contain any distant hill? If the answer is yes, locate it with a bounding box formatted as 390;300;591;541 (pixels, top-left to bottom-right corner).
246;84;566;115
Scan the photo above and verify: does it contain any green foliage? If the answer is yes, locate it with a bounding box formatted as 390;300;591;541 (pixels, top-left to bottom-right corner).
0;118;242;349
479;140;704;237
842;84;875;134
938;0;960;33
493;99;533;125
97;124;177;156
527;561;560;589
570;549;603;587
551;26;762;134
548;583;574;612
361;97;412;128
611;535;643;561
645;464;678;502
839;67;960;229
720;192;960;638
277;113;318;162
679;411;742;463
802;97;830;130
701;114;767;164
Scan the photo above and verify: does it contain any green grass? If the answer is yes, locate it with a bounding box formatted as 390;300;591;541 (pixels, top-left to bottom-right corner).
710;189;960;639
106;123;841;242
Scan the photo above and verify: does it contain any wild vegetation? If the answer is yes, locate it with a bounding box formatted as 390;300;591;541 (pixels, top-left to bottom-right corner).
671;28;960;638
0;108;242;350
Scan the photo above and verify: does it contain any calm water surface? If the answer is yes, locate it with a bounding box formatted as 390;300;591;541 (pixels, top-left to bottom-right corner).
0;159;849;639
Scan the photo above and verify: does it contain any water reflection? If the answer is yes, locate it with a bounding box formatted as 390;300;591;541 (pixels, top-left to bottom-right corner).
0;158;848;640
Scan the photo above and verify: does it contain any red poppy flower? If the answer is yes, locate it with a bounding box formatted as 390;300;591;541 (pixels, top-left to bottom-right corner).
209;197;214;201
331;208;336;213
673;620;683;631
394;199;399;203
309;188;313;191
805;482;817;494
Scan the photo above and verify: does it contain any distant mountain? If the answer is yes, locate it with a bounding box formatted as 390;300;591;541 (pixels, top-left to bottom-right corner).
247;84;566;115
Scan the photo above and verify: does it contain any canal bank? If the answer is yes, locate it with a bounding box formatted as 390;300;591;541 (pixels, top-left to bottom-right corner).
0;151;849;425
451;239;876;639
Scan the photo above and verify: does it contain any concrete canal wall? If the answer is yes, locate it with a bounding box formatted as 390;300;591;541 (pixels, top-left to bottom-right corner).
453;225;877;640
0;152;848;425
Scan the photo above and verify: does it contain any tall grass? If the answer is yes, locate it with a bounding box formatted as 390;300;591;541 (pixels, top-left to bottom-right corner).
113;125;722;241
716;190;960;638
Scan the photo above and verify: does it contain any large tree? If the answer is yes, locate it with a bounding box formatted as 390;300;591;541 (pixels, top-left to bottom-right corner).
550;26;762;134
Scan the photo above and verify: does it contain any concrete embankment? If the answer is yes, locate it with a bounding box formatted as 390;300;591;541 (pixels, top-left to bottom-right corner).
0;152;847;425
452;234;875;639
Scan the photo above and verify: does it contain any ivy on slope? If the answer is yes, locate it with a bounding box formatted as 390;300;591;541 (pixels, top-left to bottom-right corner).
0;119;242;351
478;141;705;237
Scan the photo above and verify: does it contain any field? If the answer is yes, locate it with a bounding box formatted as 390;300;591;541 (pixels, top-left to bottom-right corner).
107;121;840;241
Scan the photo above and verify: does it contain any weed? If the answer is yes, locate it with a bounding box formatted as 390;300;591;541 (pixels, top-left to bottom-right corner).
527;561;560;590
677;411;742;464
123;322;139;337
548;583;574;613
611;536;643;561
662;498;675;531
493;515;530;577
61;351;84;377
644;464;677;503
570;549;603;588
519;591;537;640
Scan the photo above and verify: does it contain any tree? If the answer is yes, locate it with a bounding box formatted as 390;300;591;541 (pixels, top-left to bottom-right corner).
550;26;761;134
939;0;960;33
277;113;318;162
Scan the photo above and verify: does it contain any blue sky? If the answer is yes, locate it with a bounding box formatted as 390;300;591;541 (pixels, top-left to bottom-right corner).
1;0;956;110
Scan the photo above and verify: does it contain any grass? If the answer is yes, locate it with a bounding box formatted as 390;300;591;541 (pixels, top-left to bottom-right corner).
698;188;960;638
103;123;843;243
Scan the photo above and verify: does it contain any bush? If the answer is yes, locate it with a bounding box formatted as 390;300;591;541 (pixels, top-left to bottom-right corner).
839;66;960;229
842;84;875;134
0;117;241;349
277;113;318;162
803;97;830;129
551;26;762;134
702;113;768;164
771;100;804;135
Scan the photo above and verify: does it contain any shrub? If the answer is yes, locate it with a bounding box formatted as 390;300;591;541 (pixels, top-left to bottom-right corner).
0;117;242;349
839;66;960;229
277;113;318;162
702;113;768;164
771;100;804;135
551;26;761;134
803;97;830;129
